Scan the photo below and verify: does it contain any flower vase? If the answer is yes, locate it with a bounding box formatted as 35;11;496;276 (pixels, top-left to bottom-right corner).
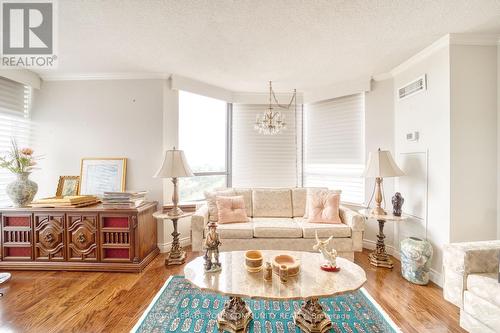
6;172;38;207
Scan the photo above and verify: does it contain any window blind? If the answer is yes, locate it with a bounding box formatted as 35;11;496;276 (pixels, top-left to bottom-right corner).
0;77;32;207
303;94;365;204
232;104;301;188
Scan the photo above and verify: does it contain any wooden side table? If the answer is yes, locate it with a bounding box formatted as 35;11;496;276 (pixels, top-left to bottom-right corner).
358;209;407;269
153;212;193;266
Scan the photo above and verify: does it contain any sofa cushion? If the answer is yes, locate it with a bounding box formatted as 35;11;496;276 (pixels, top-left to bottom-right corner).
204;222;254;239
292;187;328;217
467;273;500;308
297;218;351;238
205;189;235;222
215;188;253;217
464;290;500;332
305;190;341;224
253;189;292;217
292;188;307;217
252;218;302;238
216;196;249;224
304;188;341;218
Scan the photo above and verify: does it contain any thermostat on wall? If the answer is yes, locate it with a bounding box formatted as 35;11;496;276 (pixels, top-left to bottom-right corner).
406;131;419;141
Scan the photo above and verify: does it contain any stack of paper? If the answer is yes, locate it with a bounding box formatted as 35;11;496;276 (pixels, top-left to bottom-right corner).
102;191;147;209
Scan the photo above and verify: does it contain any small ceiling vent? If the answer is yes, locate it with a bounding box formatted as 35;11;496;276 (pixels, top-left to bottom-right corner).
398;75;426;100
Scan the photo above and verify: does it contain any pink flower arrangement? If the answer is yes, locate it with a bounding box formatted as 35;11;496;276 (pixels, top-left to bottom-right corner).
0;139;40;174
20;148;34;156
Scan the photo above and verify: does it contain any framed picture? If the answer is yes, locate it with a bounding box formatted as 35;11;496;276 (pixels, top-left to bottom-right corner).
56;176;80;197
79;158;127;196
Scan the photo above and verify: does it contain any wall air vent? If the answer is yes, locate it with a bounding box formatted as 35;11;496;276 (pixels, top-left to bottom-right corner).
398;74;426;100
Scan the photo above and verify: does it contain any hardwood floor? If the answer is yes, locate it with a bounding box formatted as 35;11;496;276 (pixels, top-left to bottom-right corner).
0;249;465;333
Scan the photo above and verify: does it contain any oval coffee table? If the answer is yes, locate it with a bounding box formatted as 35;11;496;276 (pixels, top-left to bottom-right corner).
184;250;367;333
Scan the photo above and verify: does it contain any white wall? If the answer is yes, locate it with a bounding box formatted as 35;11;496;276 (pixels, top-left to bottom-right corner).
450;45;498;242
363;79;396;249
393;45;451;281
31;79;164;203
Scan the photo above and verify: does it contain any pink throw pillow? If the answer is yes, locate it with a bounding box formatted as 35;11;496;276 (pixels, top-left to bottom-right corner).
306;190;342;224
216;196;249;224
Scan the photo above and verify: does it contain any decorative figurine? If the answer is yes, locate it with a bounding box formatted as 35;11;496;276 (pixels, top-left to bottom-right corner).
263;262;273;281
392;192;404;217
313;232;340;272
203;222;222;272
279;264;288;283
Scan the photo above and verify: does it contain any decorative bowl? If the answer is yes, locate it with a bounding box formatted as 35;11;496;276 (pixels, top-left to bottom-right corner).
245;250;263;272
272;254;300;276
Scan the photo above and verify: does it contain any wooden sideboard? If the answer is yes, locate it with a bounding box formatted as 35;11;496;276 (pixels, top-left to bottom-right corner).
0;202;159;272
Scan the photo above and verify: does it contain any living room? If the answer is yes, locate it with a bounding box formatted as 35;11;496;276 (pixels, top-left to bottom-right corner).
0;1;499;332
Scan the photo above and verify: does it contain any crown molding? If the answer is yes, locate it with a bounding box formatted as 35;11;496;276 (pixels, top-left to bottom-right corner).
389;33;500;78
40;72;169;81
390;34;450;77
449;33;500;46
372;73;392;81
170;74;233;102
303;77;371;104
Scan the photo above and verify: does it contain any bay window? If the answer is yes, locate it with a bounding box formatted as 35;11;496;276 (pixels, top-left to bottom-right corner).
178;91;229;201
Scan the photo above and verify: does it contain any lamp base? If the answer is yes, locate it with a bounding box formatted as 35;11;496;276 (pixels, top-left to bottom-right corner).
167;206;184;217
370;206;387;216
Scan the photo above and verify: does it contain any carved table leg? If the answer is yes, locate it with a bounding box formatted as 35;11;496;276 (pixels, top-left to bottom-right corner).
165;218;186;265
368;219;394;268
294;297;332;333
217;296;253;333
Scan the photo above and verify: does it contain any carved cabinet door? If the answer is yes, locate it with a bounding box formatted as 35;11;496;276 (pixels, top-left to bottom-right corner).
66;214;98;261
34;213;65;261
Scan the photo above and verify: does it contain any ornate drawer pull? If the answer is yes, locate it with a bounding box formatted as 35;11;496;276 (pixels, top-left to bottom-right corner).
77;234;87;243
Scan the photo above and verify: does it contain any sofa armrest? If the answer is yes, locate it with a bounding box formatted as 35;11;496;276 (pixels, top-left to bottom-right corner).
443;240;500;308
191;204;209;252
339;206;365;232
444;241;500;275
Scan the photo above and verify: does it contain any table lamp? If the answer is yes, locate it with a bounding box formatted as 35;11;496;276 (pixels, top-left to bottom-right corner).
363;148;404;215
155;147;194;217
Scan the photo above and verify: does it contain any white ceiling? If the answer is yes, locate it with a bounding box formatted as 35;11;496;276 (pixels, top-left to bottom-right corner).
37;0;500;92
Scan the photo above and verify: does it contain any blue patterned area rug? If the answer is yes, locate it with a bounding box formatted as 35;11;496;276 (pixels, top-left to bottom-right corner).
132;276;400;333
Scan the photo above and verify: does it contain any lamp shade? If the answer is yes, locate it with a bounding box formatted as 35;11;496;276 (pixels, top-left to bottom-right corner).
154;148;194;178
363;149;404;178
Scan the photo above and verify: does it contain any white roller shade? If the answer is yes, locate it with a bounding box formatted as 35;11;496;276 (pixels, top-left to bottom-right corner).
304;94;365;204
0;77;30;116
0;77;32;207
232;104;301;187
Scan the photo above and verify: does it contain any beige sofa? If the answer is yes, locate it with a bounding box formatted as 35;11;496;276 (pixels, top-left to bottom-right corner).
191;187;365;260
443;240;500;332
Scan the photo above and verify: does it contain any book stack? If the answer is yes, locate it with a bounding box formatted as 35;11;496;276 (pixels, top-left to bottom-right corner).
30;195;100;208
102;191;147;209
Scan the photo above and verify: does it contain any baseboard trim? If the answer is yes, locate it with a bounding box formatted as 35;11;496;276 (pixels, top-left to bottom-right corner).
429;268;443;287
362;239;443;287
158;237;191;253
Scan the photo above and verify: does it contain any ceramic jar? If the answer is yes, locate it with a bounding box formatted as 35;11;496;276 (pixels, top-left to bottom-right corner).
6;172;38;207
400;237;433;285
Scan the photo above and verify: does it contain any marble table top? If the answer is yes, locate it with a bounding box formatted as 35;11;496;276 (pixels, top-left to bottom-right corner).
358;209;409;222
184;250;366;300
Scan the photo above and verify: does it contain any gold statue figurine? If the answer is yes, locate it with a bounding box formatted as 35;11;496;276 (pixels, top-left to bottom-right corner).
204;221;222;272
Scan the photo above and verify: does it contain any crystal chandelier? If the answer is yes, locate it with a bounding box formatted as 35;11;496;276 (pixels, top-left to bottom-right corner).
254;81;297;135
